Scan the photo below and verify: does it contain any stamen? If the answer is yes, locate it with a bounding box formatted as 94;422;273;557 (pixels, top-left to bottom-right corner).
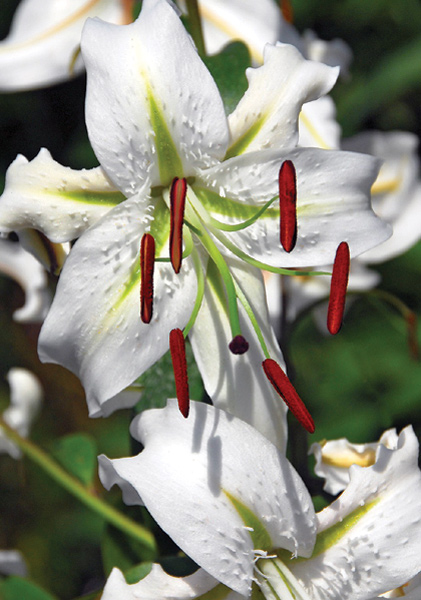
279;160;297;253
262;359;315;433
406;311;419;360
327;241;350;335
280;0;294;23
170;177;187;274
169;328;190;418
229;335;249;355
140;233;155;324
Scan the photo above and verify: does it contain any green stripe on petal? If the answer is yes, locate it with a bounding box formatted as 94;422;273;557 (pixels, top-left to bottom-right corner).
51;189;126;206
224;490;273;552
193;187;279;221
147;85;184;185
225;115;267;160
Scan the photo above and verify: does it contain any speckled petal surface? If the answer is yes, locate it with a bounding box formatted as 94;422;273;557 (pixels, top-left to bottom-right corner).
200;147;391;268
0;0;126;91
0;149;124;242
189;259;288;452
82;0;229;195
227;44;338;155
290;426;421;600
38;195;197;417
102;564;242;600
99;400;316;596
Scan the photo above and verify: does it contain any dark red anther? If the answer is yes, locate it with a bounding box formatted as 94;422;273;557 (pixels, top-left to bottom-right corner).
406;312;419;360
262;358;315;433
228;335;249;355
170;177;187;274
327;242;350;335
140;233;155;324
279;160;297;253
169;328;190;418
280;0;294;23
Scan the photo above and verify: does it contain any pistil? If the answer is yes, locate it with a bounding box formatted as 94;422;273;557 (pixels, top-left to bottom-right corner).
262;359;315;433
170;177;187;274
140;233;155;324
169;328;190;418
327;241;350;335
278;160;297;253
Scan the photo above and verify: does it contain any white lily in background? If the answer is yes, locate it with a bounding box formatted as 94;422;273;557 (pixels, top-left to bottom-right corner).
0;550;27;577
0;368;43;459
309;428;400;495
0;0;389;435
0;236;51;322
0;0;132;91
99;400;421;600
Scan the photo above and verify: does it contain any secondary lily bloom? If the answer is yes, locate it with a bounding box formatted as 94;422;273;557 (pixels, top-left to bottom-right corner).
0;368;43;459
0;236;51;322
0;0;389;433
0;550;27;577
0;0;132;91
310;428;400;495
99;400;421;600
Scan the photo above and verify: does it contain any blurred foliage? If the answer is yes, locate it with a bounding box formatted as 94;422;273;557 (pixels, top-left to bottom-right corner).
0;0;420;598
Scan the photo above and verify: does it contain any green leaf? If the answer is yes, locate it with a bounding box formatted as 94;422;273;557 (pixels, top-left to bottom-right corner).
0;577;58;600
51;433;98;487
203;42;251;115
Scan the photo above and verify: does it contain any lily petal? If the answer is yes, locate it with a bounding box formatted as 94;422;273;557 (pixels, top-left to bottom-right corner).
38;196;198;417
290;426;421;600
226;44;338;156
0;0;127;91
189;258;288;451
102;564;240;600
0;237;51;322
82;0;229;195
201;147;391;268
298;97;341;150
0;149;124;242
99;400;316;596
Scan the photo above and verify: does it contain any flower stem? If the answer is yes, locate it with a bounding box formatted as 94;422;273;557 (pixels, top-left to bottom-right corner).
185;0;206;57
0;417;157;557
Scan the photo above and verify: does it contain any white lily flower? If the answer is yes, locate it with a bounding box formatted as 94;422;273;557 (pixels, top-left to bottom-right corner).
0;550;27;577
0;0;389;433
0;0;131;91
343;131;421;264
0;368;43;459
99;401;421;600
0;236;51;322
309;428;399;495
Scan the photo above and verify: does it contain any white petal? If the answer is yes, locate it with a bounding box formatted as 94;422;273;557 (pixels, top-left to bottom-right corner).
344;131;421;263
184;0;285;64
38;196;197;417
0;149;124;242
201;147;391;268
302;31;352;78
227;44;338;154
82;0;228;195
0;550;27;577
102;564;241;600
0;0;127;91
290;426;421;600
0;237;51;322
0;368;43;459
298;97;341;150
17;229;69;276
309;429;399;496
99;400;316;596
189;259;288;451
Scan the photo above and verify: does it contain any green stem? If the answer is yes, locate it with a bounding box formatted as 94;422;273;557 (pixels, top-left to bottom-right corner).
0;417;157;557
185;0;206;57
